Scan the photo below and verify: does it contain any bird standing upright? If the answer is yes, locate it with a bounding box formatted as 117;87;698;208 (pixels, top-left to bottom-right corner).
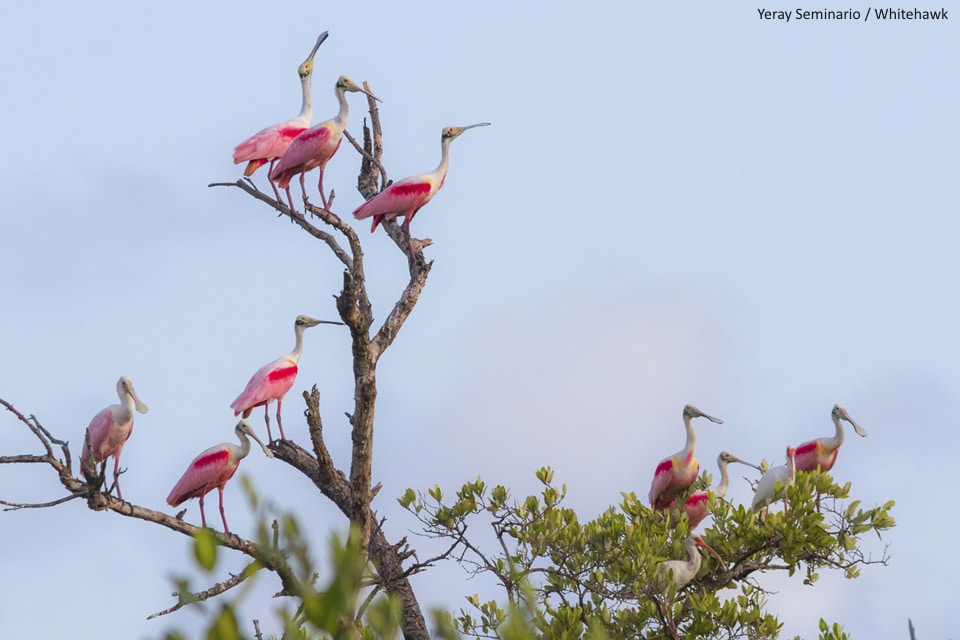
270;75;379;212
231;315;343;442
682;451;761;529
794;404;867;473
233;32;329;201
81;376;149;500
166;420;273;534
649;405;724;510
751;446;797;515
352;123;490;256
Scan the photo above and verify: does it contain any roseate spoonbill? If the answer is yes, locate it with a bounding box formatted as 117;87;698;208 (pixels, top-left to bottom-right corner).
352;123;490;255
166;420;273;534
270;75;380;212
231;315;343;442
751;446;797;514
656;534;726;635
682;451;761;529
649;405;724;510
233;32;328;202
80;376;148;500
795;404;867;473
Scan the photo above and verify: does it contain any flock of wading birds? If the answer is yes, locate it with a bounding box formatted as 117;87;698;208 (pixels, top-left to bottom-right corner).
76;31;869;600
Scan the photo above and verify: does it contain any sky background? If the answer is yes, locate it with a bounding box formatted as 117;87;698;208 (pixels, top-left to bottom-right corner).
1;2;957;638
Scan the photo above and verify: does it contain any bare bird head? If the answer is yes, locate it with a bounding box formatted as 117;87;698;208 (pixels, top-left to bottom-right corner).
442;122;491;142
236;420;274;459
683;404;723;425
833;404;867;437
336;75;381;102
298;31;329;78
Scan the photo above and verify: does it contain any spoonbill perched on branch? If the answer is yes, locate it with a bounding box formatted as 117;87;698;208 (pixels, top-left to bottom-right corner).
352;123;490;255
795;404;867;473
270;75;380;212
649;405;724;510
81;376;149;500
751;446;797;515
233;32;329;201
682;451;761;529
231;315;343;442
166;420;273;533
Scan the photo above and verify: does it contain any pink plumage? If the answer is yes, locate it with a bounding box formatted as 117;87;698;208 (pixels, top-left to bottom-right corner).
793;404;866;473
231;360;298;421
352;177;439;233
230;315;341;442
166;421;272;533
648;405;723;510
269;75;377;212
234;124;312;176
80;376;148;500
352;123;489;255
232;32;327;194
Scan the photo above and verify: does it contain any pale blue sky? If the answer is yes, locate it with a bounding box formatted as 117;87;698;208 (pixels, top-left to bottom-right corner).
1;2;957;639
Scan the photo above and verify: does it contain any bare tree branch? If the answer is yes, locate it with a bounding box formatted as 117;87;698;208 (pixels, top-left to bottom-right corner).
147;561;262;620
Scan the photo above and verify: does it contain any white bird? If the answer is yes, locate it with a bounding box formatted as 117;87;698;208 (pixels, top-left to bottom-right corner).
682;451;762;529
657;534;726;591
751;446;797;514
656;534;726;635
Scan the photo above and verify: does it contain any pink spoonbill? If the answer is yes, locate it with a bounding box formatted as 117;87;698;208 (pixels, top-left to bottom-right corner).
233;32;328;201
656;534;726;634
751;446;797;515
270;75;380;212
794;404;867;473
231;315;343;442
649;405;724;510
682;451;761;529
80;376;149;500
352;123;490;256
166;420;273;533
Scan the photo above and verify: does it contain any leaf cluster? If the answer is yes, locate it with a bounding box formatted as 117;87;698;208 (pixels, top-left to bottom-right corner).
400;467;894;639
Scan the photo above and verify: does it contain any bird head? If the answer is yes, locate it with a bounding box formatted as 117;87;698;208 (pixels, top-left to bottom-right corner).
442;122;491;142
683;404;724;425
295;315;344;329
833;404;867;437
693;535;726;570
298;31;329;78
336;76;381;102
236;420;274;458
719;451;761;471
118;376;149;414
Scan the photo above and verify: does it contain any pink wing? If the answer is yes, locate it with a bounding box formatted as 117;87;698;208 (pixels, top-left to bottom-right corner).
793;439;836;472
167;447;236;506
234;122;310;168
352;178;435;221
270;126;335;187
683;491;709;528
81;407;114;466
231;359;298;415
648;458;677;508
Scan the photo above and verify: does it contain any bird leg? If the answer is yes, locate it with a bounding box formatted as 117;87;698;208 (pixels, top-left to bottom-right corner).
267;161;283;208
263;405;274;443
112;456;124;501
402;216;417;258
198;494;208;529
317;169;329;211
299;172;310;214
218;486;230;534
275;397;287;441
284;186;298;214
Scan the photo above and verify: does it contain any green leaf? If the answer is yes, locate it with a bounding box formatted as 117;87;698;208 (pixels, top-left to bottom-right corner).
193;527;218;572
